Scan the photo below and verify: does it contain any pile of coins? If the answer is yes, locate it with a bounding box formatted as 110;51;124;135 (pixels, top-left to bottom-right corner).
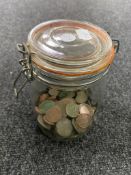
35;87;96;139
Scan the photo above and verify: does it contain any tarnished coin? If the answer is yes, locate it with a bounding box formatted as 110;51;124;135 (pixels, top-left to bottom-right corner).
48;88;59;97
66;91;76;98
72;119;87;133
85;89;89;96
58;91;76;99
43;115;54;125
57;98;75;117
39;93;49;103
35;106;41;114
48;95;57;100
75;114;91;129
56;118;73;138
38;100;55;114
80;103;95;117
75;90;87;104
37;115;51;130
66;103;79;118
58;91;69;99
44;105;62;124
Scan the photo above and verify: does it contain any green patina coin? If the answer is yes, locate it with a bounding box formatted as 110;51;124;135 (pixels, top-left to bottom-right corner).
56;97;75;117
58;91;75;99
56;118;73;138
66;103;79;118
38;100;55;114
58;91;69;99
66;91;76;98
75;90;87;104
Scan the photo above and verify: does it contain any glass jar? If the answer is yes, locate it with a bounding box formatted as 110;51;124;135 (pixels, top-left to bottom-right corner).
14;19;119;141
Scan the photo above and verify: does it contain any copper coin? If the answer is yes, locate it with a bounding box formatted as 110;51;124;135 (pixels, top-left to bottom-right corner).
72;119;87;133
44;105;62;124
39;93;49;103
37;115;51;130
75;114;91;129
79;104;90;115
79;103;95;117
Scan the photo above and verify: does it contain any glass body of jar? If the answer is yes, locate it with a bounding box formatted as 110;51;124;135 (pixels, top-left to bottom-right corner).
30;66;108;141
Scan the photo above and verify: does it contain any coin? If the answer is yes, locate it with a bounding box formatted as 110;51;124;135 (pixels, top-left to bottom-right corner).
48;95;57;100
37;115;51;130
38;100;55;114
55;118;73;138
75;114;91;129
66;103;79;118
66;91;76;98
85;89;89;95
79;104;90;115
48;88;59;97
57;98;75;117
39;93;49;103
58;91;76;99
80;103;95;117
75;90;87;104
43;115;54;125
72;119;87;133
58;91;69;99
35;106;42;114
44;105;62;124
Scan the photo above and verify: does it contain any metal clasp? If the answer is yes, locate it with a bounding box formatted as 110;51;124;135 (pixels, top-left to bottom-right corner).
13;43;34;98
107;32;120;53
112;39;120;53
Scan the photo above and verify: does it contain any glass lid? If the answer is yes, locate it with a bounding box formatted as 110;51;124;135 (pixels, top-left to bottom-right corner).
28;20;115;76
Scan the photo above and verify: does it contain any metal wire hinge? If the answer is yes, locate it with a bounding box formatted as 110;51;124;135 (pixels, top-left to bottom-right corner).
13;43;34;98
107;32;120;53
112;39;120;53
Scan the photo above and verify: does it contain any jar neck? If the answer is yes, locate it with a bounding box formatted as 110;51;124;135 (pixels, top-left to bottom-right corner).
32;64;109;89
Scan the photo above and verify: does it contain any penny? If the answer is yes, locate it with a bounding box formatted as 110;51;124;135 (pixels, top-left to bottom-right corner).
75;90;87;104
57;98;75;117
75;114;91;129
79;104;90;115
38;100;55;114
72;119;87;133
48;88;59;97
43;115;54;125
80;103;95;117
44;105;62;124
66;103;79;118
48;95;57;100
37;115;51;130
56;118;73;138
39;93;49;103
